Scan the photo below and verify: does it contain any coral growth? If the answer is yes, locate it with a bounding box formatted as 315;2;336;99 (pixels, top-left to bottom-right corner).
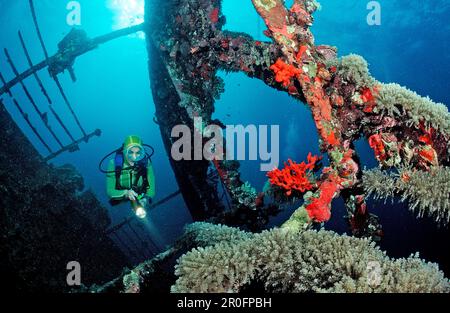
270;58;302;87
304;179;339;222
362;167;450;223
338;54;376;88
376;83;450;140
150;0;450;238
171;223;449;293
267;153;320;196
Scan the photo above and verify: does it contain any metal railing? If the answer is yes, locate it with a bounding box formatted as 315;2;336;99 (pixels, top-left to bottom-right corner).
0;1;145;161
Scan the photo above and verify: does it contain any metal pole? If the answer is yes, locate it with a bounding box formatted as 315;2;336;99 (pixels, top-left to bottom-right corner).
0;24;145;96
0;59;49;96
4;47;64;149
0;71;12;96
11;98;52;153
44;128;101;161
18;30;52;104
30;0;85;139
48;105;76;142
52;76;87;137
28;0;49;59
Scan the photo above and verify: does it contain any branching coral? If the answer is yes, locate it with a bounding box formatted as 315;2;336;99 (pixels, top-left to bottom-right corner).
171;223;449;293
338;54;376;88
183;221;253;246
362;166;450;223
375;83;450;139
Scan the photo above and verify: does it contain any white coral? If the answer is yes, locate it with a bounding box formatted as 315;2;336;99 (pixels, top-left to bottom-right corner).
375;83;450;138
171;223;449;293
362;166;450;223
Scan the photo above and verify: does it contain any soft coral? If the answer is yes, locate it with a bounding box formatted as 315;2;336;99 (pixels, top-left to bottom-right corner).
267;153;320;196
305;180;338;222
270;58;302;87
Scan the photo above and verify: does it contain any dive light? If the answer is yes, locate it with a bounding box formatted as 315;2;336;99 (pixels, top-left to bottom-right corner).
131;198;147;219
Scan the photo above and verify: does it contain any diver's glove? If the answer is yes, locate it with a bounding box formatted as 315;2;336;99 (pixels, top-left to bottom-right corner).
124;189;138;201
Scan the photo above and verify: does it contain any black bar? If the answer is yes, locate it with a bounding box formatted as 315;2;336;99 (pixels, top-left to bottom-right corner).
92;23;145;45
12;98;52;153
18;30;52;104
4;47;64;149
18;30;77;146
0;59;49;96
44;128;101;161
53;75;87;137
29;0;49;59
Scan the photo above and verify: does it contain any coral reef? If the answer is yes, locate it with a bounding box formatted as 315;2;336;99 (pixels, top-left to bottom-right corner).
245;0;450;234
145;0;450;239
90;222;253;293
171;223;449;293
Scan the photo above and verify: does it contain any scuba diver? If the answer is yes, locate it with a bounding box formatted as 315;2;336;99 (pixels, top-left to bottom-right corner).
101;135;155;219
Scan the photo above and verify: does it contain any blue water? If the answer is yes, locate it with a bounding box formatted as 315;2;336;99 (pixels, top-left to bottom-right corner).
0;0;449;271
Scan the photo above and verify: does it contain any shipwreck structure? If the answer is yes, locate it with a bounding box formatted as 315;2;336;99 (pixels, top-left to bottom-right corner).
1;0;449;292
144;0;450;236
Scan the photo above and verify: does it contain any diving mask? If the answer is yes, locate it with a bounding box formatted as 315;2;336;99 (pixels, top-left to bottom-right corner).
125;145;145;163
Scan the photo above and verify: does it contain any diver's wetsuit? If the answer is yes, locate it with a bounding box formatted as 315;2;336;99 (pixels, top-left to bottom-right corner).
106;158;156;201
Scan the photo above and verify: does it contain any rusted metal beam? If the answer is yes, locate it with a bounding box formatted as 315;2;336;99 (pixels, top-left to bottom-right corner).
29;0;49;59
0;24;145;96
11;98;52;153
18;30;52;104
4;47;64;148
44;128;101;161
52;76;87;137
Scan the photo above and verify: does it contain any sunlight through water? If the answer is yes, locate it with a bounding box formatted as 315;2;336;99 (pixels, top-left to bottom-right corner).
108;0;145;38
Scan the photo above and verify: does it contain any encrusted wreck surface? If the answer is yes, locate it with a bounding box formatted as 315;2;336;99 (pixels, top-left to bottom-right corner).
145;0;450;238
0;101;127;292
146;0;282;230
